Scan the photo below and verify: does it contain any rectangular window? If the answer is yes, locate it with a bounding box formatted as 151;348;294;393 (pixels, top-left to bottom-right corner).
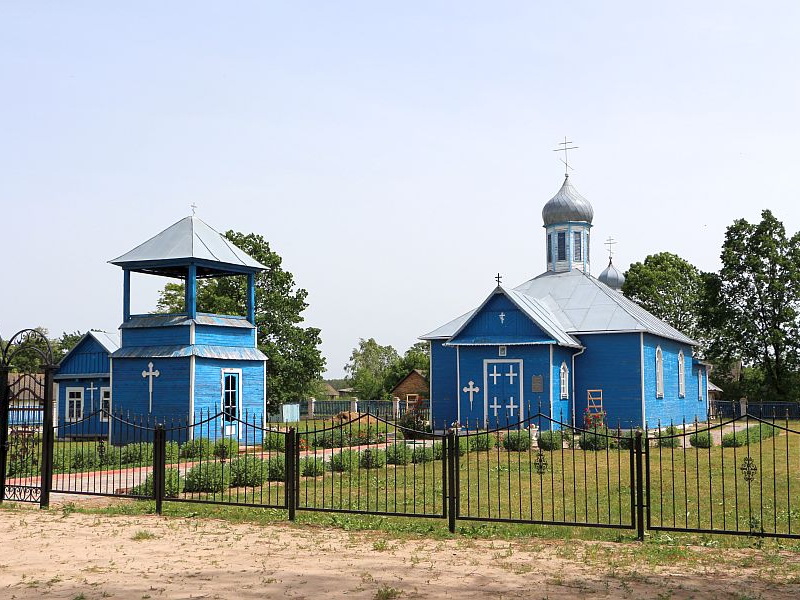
546;233;552;263
573;231;582;261
557;232;566;261
66;388;83;422
698;369;703;401
678;353;686;397
223;372;240;422
100;387;111;422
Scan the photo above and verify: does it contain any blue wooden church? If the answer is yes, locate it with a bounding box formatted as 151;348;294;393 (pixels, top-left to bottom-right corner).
104;216;268;440
421;175;709;430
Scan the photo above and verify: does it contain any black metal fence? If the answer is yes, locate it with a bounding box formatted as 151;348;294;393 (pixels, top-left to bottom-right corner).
4;398;800;541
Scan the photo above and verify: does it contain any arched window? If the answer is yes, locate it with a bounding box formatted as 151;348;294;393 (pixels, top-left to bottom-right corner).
560;362;569;399
655;347;664;398
678;351;685;397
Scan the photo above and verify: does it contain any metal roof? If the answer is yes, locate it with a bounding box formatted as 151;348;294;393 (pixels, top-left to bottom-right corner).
598;258;625;291
120;314;255;329
421;270;696;346
111;344;267;361
109;216;266;276
541;175;594;226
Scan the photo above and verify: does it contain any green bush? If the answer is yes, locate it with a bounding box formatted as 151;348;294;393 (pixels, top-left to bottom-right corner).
328;449;359;472
689;431;713;448
122;442;153;465
266;456;286;481
721;423;777;447
70;446;100;471
657;426;681;448
183;462;230;493
721;430;747;447
312;429;350;449
165;441;180;464
385;443;412;465
130;468;183;498
349;427;384;446
537;430;563;451
299;456;325;477
180;438;212;459
397;410;431;439
213;438;239;460
617;431;636;450
411;446;434;464
262;432;286;452
468;433;496;452
502;431;532;452
578;428;613;451
229;456;266;487
359;448;386;469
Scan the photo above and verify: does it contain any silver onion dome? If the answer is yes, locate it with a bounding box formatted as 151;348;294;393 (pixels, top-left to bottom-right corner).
542;175;594;226
598;258;625;291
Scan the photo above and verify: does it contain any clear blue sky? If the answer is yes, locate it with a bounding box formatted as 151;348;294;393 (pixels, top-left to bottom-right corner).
2;2;799;378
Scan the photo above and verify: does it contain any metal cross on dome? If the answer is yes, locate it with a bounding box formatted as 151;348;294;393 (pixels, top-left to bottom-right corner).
495;273;502;285
605;236;617;261
553;136;579;177
190;203;198;216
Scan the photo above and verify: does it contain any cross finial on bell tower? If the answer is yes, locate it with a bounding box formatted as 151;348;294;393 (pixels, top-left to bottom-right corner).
604;236;617;262
553;136;579;177
495;273;502;286
190;203;197;216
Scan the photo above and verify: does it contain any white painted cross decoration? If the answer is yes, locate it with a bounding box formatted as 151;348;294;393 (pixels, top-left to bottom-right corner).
499;312;505;324
489;396;502;417
142;362;160;413
505;365;517;384
87;382;97;413
462;381;480;410
506;396;518;417
489;365;501;385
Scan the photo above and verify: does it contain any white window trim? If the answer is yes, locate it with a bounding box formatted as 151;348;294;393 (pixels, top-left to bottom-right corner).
573;231;582;262
221;368;243;437
560;362;569;399
100;387;111;422
698;368;703;401
655;346;664;398
66;387;84;423
678;351;685;398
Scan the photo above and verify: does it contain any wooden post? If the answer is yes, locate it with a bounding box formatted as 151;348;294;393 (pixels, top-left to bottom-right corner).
186;264;197;319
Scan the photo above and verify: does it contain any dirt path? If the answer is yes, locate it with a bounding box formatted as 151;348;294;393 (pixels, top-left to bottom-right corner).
1;506;799;599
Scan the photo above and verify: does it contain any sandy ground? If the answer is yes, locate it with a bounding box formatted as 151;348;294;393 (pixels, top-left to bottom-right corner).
1;505;800;600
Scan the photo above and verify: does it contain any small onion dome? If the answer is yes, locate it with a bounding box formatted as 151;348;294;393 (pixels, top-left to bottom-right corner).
542;175;594;226
598;258;625;291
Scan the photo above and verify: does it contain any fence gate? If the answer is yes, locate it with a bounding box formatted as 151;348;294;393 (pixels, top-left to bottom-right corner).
0;329;56;507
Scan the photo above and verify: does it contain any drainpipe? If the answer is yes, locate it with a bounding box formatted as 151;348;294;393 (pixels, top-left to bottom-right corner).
571;346;586;429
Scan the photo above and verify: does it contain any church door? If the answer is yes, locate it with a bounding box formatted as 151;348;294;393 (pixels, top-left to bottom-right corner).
483;360;524;429
221;369;241;438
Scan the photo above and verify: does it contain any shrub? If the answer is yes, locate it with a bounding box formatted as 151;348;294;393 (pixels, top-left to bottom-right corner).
130;468;183;498
617;431;636;450
656;426;681;448
537;430;563;451
397;410;431;439
689;431;713;448
229;456;266;487
385;443;412;465
721;423;777;447
180;438;212;459
299;456;325;477
411;446;434;464
262;432;286;452
70;447;99;471
213;438;239;460
183;462;230;493
721;430;747;448
468;433;496;452
359;448;386;469
328;449;359;472
122;442;153;465
349;427;383;447
312;429;350;449
165;441;180;464
578;428;613;451
502;431;532;452
266;456;287;481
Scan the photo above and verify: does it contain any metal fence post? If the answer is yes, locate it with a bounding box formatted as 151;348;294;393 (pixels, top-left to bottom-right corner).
39;365;56;509
286;427;297;521
0;365;9;504
153;425;166;515
634;430;645;541
447;430;458;534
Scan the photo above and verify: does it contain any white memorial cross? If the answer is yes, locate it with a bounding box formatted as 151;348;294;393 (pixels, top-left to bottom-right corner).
506;396;518;417
505;365;517;384
489;396;502;417
462;381;480;410
499;312;505;324
87;382;97;413
142;362;160;413
489;365;501;385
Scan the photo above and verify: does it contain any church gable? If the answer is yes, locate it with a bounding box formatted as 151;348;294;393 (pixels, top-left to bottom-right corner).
448;292;555;345
57;334;112;377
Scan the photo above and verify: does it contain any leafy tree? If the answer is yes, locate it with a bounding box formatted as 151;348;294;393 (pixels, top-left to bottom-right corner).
704;210;800;402
384;341;430;393
56;331;84;358
156;231;325;410
344;338;400;400
622;252;708;344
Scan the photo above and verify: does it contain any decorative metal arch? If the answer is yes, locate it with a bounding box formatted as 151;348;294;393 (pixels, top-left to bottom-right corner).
1;328;54;368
